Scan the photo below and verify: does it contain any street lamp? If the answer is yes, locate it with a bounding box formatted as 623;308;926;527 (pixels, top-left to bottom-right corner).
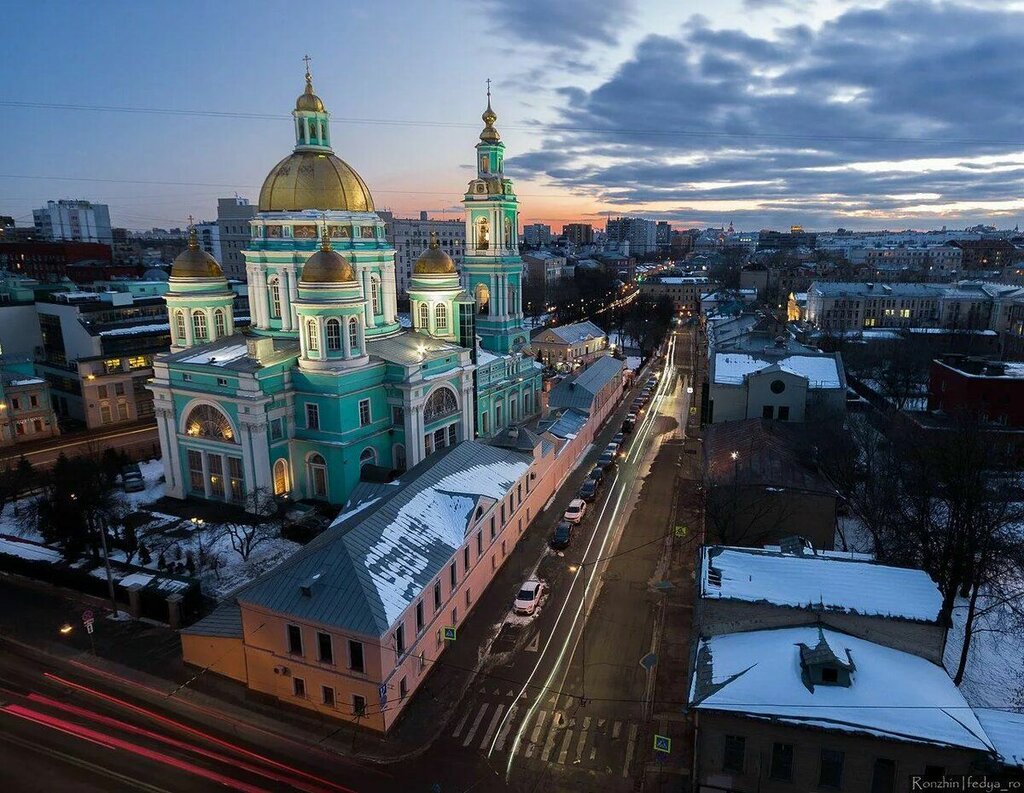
59;623;73;635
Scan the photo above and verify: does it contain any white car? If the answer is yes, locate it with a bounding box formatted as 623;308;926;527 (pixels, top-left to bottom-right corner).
514;579;546;615
563;498;587;524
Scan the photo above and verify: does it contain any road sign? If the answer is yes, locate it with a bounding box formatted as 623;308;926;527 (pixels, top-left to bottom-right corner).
82;609;94;624
379;683;388;712
85;622;94;635
653;734;671;754
443;626;457;641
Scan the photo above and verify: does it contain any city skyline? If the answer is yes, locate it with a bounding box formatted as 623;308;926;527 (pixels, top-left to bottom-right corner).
4;0;1024;233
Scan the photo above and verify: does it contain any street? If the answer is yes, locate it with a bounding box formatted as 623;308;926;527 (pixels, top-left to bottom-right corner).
0;422;160;470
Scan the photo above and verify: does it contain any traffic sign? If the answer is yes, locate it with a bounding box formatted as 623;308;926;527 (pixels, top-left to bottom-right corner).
654;734;671;754
82;609;94;625
379;683;388;712
443;626;457;641
85;622;94;634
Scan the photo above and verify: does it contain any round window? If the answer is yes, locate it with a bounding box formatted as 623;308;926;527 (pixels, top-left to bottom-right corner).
770;379;786;394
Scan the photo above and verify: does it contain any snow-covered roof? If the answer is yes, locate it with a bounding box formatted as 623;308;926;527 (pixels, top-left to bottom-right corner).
691;626;994;752
181;344;249;367
539;320;605;345
713;351;843;388
99;322;170;337
976;709;1024;768
547;356;624;413
701;546;943;623
5;377;45;387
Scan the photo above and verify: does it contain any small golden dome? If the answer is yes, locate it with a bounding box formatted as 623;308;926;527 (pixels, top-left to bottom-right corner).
414;232;457;275
259;150;374;213
480;99;501;144
171;226;223;278
300;230;356;284
296;69;325;113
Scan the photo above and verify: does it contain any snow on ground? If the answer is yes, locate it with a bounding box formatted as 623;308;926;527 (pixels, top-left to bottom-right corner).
834;515;875;555
625;356;641;371
0;535;62;562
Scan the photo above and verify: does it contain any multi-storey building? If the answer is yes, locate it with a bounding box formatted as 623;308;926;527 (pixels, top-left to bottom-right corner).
640;274;716;315
194;222;221;263
0;240;113;283
0;357;59;445
656;221;672;249
562;223;593;246
522;223;552;247
606;217;657;255
33;200;112;245
217;197;258;281
380;212;464;299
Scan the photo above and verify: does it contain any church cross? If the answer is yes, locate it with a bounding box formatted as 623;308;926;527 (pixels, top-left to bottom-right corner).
303;54;312;76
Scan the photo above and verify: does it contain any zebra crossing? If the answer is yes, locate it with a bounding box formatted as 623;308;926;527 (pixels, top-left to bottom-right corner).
450;693;641;779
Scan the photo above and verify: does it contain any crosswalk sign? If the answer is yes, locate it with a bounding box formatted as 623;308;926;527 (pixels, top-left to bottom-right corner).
443;626;457;641
654;734;671;754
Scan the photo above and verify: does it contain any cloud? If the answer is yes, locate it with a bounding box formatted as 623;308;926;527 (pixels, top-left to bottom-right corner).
509;1;1024;229
478;0;636;48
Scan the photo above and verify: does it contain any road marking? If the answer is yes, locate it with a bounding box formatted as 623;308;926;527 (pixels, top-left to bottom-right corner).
479;704;505;749
525;632;540;652
525;710;547;757
506;689;514;697
612;720;622;739
452;707;471;738
589;747;596;761
494;705;517;752
557;728;574;765
598;717;606;730
462;704;489;747
574;717;590;764
540;717;561;762
623;723;638;778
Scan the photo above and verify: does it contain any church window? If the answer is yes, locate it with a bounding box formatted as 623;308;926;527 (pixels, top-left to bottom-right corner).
435;303;448;330
307;453;328;499
475;217;490;250
348;317;359;352
270;281;281;318
214;309;226;338
192;311;208;341
325;318;341;351
504;218;512;249
187;450;203;493
480;156;489;173
273;459;289;496
359;399;371;427
418;302;429;330
306;318;319;352
306;403;320;429
447;424;457;447
174;310;186;340
424;387;459;424
393;443;406;472
359;447;377;469
475;283;490;316
371;278;381;314
183;404;235;443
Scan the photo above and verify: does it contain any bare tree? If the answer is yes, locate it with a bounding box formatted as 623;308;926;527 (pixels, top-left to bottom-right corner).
220;488;283;562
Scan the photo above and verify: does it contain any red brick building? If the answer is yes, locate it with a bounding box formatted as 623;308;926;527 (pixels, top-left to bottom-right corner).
0;241;113;282
927;355;1024;426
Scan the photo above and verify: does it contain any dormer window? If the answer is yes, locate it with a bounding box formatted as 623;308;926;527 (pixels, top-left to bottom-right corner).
821;666;838;684
798;629;855;690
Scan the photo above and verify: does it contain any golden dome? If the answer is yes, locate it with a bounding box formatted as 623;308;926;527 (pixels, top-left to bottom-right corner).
259;150;374;213
414;232;457;275
171;226;223;278
300;230;356;284
480;87;501;143
296;69;325;113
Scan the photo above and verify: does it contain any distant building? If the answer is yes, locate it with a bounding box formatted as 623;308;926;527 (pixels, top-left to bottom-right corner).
216;197;258;280
531;320;607;368
562;223;593;246
640;274;715;316
0;357;59;445
605;217;657;255
927;355;1024;426
522;223;552;247
521;251;572;305
380;212;464;299
949;238;1019;270
193;222;221;262
757;226;817;251
0;240;114;283
655;221;672;249
33;200;112;244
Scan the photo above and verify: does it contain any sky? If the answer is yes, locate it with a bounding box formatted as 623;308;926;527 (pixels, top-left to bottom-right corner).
4;0;1024;233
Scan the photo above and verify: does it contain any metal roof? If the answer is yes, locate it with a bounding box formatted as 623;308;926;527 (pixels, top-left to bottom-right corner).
547;356;623;413
540;320;605;345
181;604;243;638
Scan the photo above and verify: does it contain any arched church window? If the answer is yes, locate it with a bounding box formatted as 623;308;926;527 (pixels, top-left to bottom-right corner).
435;303;448;330
307;453;327;499
325;318;341;351
508;283;516;315
306;318;319;352
214;309;226;338
424;386;459;424
348;317;359;351
476;217;490;250
359;447;377;470
269;279;281;318
475;283;490;316
174;310;186;340
418;302;430;330
184;404;236;443
192;311;208;341
393;443;406;472
273;459;289;496
371;277;381;315
504;218;512;249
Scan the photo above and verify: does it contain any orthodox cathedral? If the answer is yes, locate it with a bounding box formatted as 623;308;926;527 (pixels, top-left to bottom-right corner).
149;66;541;508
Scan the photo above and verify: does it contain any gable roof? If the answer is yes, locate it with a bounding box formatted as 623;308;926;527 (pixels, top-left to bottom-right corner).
976;709;1024;769
542;320;605;345
713;351;844;389
547;356;624;413
235;441;531;637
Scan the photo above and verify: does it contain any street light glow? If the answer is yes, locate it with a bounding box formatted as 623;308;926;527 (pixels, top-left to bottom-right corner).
59;623;73;634
730;451;739;461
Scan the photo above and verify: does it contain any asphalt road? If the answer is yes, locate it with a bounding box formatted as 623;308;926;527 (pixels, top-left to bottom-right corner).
430;330;691;792
0;422;160;469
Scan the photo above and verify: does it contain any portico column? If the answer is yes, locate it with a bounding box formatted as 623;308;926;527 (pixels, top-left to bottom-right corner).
205;309;215;340
246;421;271;495
409;404;425;466
221;453;231;502
239;423;256;498
490;274;498;316
382;264;397;324
342;315;352;358
201;452;212;498
317;317;327;361
298;316;308;358
184;310;195;346
461;380;474;440
257;269;271;329
286;268;298;330
362;270;376;328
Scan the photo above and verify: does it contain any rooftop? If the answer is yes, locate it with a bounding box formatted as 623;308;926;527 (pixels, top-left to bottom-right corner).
540;320;605;346
975;709;1024;769
700;546;943;623
547;356;624;414
712;351;844;389
703;419;835;492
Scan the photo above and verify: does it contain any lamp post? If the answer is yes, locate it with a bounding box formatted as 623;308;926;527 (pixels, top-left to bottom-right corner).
730;451;739;483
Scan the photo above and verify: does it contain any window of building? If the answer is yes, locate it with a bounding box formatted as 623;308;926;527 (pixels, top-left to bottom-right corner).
306;403;319;429
270;281;281;318
762;405;774;419
175;310;186;340
216;377;228;387
308;453;327;499
273;458;289;496
348;640;365;673
394;624;406;660
326;318;341;351
270;418;283;440
187;449;203;493
770;379;786;394
435;303;448;330
292;677;305;698
352;695;366;717
97;386;108;399
770;743;793;781
778;406;790;421
32;418;42;432
723;735;745;773
871;758;896;793
116;402;129;421
433;580;442;611
371;279;380;315
465;589;471;607
418;302;430;329
214;309;227;338
100;405;112;424
349;317;359;351
463;546;469;574
490;516;496;540
447;423;457;446
415;601;424;633
317;631;333;664
321;685;335;707
193;311;208;341
449;562;457;591
287;624;303;655
476;531;483;558
306;318;319;352
359;447;376;470
399;677;408;699
392;405;404;424
819;749;844;789
29;394;38;407
359;399;371;427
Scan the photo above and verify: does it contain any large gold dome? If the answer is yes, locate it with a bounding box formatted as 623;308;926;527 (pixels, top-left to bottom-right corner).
258;150;375;213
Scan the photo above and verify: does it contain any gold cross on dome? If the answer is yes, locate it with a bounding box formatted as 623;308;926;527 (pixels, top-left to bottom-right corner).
187;214;194;228
486;77;491;99
303;54;312;75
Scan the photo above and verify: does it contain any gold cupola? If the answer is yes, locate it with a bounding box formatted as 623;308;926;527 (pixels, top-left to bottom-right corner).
480;86;501;144
300;228;357;284
170;224;223;279
413;232;457;275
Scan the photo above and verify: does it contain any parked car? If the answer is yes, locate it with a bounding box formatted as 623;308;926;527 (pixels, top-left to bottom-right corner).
579;479;599;502
597;452;616;471
550;521;573;549
122;473;145;493
563;498;587;524
612;432;625;446
514;579;546;615
588;465;604;485
604;442;621;460
121;462;142;479
622;415;636;432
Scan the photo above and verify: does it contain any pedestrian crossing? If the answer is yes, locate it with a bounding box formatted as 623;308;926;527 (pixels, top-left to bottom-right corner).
450;694;641;778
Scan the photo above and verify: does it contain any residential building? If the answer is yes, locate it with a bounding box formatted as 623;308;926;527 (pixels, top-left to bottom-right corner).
0;241;113;283
217;197;258;280
927;355;1024;426
605;217;657;255
522;223;551;247
0;357;59;445
380;212;464;299
640;274;716;316
521;251;571;306
562;223;593;246
545;356;624;418
194;222;221;263
531;320;608;368
757;226;817;251
148;70;540;510
655;221;671;249
949;238;1019;270
702;419;838;549
707;347;846;424
696;545;946;661
690;626;996;792
33;200;112;245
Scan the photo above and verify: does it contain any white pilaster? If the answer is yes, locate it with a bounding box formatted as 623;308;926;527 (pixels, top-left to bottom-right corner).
342;316;352;358
201;452;212;498
287;268;298;330
239;423;256;498
362;270;376;328
257;269;271;329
